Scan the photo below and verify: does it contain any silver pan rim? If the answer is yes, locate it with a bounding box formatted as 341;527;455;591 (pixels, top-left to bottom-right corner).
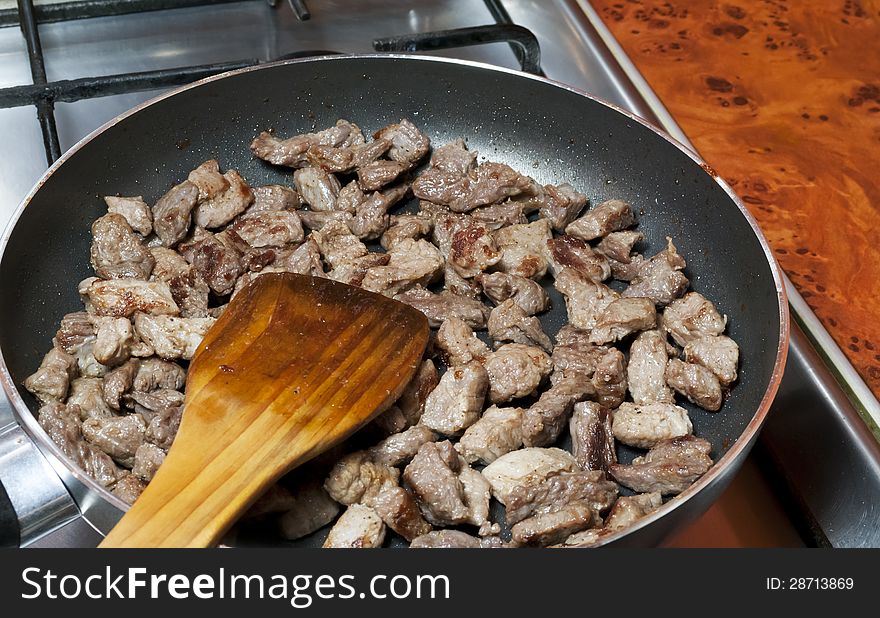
0;53;790;543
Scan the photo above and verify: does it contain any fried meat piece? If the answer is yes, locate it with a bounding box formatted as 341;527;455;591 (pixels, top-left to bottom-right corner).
565;199;635;241
477;272;549;316
90;214;155;280
420;361;488;436
622;238;689;306
665;358;723;411
662;292;727;346
483;343;551;404
455;405;523;465
570;401;616;472
394;286;490;329
610;435;713;495
487;299;552;352
611;401;693;449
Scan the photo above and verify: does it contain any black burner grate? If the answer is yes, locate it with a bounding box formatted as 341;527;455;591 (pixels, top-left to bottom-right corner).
0;0;541;165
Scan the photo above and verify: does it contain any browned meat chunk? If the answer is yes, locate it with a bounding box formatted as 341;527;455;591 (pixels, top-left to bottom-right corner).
612;401;693;449
493;219;552;279
665;358;723;411
662;292;727;346
187;159;229;202
306;138;391;173
443;263;482;299
311;220;368;269
448;222;501;278
596;230;644;263
395;359;439;426
133;357;185;393
102;358;139;410
369;425;438;468
81;413;146;468
131;442;165;482
410;530;482;548
250;120;364;168
627;330;675;405
133;314;215;360
168;269;210;318
361;239;444;297
413;140;534;213
38;402;83;464
550;329;628;405
89;316;137;366
152;180;198;247
420;361;488;436
477;272;549;316
554;268;619;332
471;201;527;229
570;401;616;472
271;237;324;276
324;451;400;508
546;234;610;282
610;435;713;495
488;299;552;352
538;183;589;230
623;238;689;306
297;210;352;231
373;486;432;541
481;447;577;506
483;343;551;403
327;253;390;287
249;184;302;213
84;279;179;318
53;311;95;354
144;401;182;450
402;441;492;531
347;183;409;241
90;214;155;280
565;199;635;241
112;473;146;504
374;118;431;164
230;210;304;247
394;286;490;329
435;318;490;367
104;195;153;236
294;167;341;211
178;229;244;295
455;405;523;465
67;378;113;421
128;388;184;421
684;335;740;385
589;297;657;344
25;347;76;403
605;492;663;531
511;501;599;547
521;379;590;447
381;214;433;250
357;159;410;191
148;247;190;282
323;504;386;548
505;470;618;526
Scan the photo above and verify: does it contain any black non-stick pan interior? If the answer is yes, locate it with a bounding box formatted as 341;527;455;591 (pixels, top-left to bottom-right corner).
0;56;782;545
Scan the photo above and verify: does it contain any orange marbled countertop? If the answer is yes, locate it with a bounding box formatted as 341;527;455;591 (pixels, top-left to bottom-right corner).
591;0;880;395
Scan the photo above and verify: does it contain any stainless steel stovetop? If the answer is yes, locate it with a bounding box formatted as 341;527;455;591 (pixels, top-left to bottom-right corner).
1;0;878;547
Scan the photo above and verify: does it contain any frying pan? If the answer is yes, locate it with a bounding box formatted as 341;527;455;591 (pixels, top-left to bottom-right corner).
0;55;788;547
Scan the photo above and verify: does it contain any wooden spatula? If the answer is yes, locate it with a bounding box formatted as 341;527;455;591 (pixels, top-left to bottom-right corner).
99;272;429;548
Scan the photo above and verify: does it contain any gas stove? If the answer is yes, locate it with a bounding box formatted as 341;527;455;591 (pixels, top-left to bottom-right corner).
1;0;878;548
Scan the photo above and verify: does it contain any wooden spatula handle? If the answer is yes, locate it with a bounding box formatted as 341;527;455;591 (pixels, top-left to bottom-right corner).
99;273;428;547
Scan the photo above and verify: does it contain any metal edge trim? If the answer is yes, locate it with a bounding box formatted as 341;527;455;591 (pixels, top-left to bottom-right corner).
575;0;880;433
0;52;789;538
